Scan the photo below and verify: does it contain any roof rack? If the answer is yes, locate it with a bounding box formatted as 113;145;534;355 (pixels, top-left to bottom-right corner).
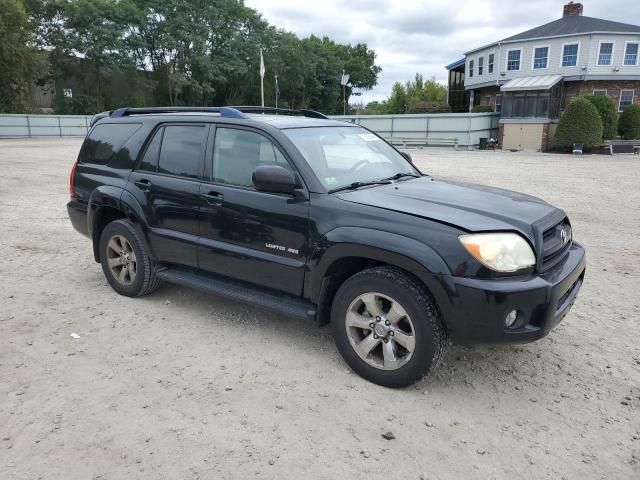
100;105;329;125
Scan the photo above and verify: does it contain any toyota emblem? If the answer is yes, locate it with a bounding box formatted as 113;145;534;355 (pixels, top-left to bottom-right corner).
560;228;568;244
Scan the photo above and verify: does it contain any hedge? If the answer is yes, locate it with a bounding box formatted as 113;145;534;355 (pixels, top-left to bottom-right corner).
618;104;640;140
554;96;603;149
585;95;618;140
407;101;451;113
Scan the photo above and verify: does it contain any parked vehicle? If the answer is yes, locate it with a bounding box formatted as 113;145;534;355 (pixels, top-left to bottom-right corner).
68;106;586;387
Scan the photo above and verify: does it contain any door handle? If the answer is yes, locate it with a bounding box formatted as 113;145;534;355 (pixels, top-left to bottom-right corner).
202;191;224;206
135;179;152;191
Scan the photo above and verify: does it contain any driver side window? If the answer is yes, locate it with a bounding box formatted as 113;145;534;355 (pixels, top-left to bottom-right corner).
212;128;291;188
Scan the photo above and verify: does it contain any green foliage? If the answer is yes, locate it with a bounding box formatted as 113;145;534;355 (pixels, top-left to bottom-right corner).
554;97;603;149
585;95;618;140
0;0;46;112
618;105;640;140
26;0;381;114
471;105;493;113
408;101;451;113
360;73;448;114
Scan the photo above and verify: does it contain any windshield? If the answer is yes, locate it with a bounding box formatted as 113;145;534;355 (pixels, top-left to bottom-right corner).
283;126;418;191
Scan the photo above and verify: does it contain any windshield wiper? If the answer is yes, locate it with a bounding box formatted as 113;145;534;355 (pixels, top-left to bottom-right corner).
382;172;422;182
328;179;392;194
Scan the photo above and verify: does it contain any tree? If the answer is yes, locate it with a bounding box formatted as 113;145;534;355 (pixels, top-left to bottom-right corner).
618;104;640;140
585;95;618;140
554;96;603;149
0;0;45;112
408;101;451;113
386;82;408;113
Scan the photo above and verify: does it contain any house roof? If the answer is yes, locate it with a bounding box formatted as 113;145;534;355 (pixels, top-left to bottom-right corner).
500;15;640;43
463;15;640;55
500;75;563;92
445;58;465;70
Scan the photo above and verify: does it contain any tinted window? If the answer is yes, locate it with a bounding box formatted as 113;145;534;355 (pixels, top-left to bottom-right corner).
139;128;162;172
79;123;141;164
213;128;291;187
157;125;206;179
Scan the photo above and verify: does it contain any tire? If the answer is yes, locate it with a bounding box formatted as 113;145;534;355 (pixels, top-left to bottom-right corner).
99;219;161;297
331;266;447;388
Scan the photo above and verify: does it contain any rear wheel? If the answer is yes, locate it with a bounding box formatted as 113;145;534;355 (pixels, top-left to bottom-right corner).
331;266;447;388
99;219;161;297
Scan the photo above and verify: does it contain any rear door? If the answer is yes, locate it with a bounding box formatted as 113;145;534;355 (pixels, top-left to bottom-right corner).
126;123;209;268
197;125;309;295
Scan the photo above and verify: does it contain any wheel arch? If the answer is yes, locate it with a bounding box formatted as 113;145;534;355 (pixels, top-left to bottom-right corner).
309;227;454;326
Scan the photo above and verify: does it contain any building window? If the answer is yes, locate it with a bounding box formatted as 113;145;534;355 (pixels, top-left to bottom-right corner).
624;43;639;66
533;46;549;69
483;95;491;106
488;53;494;73
469;59;474;78
598;42;614;65
562;43;579;67
507;49;521;71
593;89;607;96
495;94;502;113
619;89;635;112
478;57;484;75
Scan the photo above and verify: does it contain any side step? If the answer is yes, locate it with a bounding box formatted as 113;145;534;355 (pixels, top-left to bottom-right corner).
156;268;317;321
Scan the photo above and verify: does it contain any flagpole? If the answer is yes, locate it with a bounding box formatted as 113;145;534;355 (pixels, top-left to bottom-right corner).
275;74;278;109
260;48;265;108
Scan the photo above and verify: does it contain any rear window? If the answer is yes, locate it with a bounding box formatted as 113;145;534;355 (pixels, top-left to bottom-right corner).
79;123;141;164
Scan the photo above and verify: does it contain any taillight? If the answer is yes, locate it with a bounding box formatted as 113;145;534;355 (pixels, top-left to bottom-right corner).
69;161;77;197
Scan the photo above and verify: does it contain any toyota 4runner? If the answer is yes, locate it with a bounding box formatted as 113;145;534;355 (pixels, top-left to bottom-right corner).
67;106;586;387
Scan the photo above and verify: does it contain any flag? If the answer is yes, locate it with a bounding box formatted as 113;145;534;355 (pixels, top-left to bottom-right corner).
275;75;280;98
340;72;349;86
260;48;265;78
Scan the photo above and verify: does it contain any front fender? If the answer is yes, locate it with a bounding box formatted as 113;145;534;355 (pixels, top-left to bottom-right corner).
307;227;454;318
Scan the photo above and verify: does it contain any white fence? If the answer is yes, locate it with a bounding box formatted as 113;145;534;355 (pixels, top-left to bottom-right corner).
331;113;500;148
0;112;501;148
0;114;92;138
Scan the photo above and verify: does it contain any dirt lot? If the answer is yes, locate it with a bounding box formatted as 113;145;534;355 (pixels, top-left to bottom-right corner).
1;138;639;479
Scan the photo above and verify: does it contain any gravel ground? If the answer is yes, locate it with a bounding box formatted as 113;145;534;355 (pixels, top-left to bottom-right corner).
1;138;639;480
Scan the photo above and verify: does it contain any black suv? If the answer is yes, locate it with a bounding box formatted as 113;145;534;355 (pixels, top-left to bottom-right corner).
68;106;586;387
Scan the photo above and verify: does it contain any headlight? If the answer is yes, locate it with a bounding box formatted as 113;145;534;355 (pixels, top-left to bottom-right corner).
459;233;535;272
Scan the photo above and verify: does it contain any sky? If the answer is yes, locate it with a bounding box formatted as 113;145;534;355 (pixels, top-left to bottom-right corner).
244;0;640;104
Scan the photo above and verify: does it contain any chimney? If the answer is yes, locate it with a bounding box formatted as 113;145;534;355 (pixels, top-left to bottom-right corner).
563;2;583;17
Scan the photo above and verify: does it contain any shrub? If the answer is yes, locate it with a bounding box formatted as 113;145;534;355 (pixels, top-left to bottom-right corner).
407;101;451;113
618;104;640;140
585;95;618;140
554;96;603;149
471;105;493;113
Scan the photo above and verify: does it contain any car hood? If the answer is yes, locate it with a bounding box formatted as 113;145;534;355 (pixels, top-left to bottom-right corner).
337;177;562;241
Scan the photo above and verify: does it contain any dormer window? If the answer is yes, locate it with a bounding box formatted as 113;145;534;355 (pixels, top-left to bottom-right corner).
533;46;549;69
598;42;614;65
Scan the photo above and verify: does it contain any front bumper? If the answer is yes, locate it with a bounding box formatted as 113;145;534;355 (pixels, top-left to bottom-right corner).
440;242;586;344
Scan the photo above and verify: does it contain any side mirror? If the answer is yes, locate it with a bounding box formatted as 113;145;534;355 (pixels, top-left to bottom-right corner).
399;151;413;163
252;165;297;194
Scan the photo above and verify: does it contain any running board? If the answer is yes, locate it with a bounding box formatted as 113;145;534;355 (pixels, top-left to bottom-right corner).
156;268;317;321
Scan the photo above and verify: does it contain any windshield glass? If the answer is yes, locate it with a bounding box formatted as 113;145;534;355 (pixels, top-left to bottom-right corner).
283;126;418;190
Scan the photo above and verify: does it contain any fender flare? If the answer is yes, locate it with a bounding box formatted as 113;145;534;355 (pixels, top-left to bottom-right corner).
308;227;455;323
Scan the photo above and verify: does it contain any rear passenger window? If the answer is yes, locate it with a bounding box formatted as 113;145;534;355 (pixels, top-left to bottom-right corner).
79;123;141;164
157;125;206;179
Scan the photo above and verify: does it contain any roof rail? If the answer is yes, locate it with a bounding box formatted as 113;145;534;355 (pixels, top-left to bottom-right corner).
105;105;330;121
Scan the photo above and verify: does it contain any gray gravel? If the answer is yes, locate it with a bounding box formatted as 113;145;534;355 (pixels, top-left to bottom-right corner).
1;138;639;479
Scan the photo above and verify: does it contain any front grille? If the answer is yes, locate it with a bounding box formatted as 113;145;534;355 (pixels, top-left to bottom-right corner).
542;219;572;269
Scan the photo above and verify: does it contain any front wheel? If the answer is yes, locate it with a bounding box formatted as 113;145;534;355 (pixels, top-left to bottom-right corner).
331;266;447;388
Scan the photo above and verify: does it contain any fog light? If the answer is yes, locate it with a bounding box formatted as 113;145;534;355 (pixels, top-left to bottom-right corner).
505;310;518;328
